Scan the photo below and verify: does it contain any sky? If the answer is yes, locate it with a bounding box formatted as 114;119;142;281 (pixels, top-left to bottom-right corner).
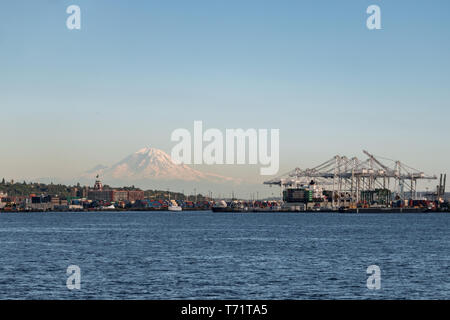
0;0;449;193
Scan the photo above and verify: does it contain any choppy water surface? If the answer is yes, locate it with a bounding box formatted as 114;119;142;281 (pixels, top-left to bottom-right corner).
0;211;448;299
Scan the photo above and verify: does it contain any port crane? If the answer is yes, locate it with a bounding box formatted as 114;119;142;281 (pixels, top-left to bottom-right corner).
264;150;437;208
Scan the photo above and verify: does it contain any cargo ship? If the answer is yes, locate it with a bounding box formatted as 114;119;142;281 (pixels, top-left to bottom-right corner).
338;207;429;214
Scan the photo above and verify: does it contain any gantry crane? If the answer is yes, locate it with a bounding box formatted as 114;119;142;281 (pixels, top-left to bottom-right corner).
264;150;437;208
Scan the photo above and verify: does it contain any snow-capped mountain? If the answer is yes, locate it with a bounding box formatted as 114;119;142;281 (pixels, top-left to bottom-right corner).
83;147;236;184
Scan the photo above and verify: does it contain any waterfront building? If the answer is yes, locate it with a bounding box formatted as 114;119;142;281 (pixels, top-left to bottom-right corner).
88;189;114;202
112;190;129;202
0;193;7;209
50;196;60;207
30;195;52;211
87;176;144;203
127;190;144;202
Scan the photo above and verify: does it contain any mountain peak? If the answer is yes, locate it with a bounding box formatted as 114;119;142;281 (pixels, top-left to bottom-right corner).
135;147;151;154
135;147;165;155
133;147;174;166
83;147;237;184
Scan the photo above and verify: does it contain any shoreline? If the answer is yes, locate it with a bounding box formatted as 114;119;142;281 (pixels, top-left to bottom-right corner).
1;208;448;214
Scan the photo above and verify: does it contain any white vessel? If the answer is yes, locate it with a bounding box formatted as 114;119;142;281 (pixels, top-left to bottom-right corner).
101;204;116;210
168;199;182;211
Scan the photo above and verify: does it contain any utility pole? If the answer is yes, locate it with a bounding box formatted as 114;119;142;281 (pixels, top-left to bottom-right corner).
444;174;447;199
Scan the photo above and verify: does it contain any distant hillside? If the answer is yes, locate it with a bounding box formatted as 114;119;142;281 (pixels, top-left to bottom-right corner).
0;180;79;198
0;180;209;201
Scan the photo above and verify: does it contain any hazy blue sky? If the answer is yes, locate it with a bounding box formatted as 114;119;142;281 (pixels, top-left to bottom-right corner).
0;0;449;191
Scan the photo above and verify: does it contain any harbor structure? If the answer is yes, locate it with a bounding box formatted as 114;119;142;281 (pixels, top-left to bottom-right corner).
264;150;439;211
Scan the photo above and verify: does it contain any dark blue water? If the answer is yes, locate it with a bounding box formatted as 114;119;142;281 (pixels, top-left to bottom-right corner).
0;211;448;299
